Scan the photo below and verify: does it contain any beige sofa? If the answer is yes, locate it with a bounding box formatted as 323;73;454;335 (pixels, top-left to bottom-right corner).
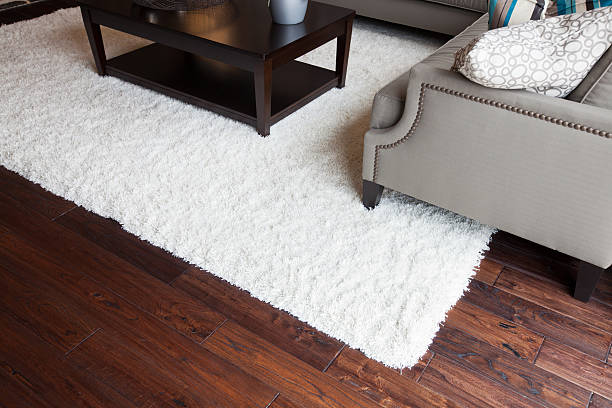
362;15;612;301
318;0;485;35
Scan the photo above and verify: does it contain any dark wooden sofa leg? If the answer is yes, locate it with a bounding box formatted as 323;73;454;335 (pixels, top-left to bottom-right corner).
363;180;384;209
574;261;607;302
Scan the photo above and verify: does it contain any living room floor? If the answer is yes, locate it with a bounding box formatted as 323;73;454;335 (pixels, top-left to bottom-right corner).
1;2;611;407
2;166;611;408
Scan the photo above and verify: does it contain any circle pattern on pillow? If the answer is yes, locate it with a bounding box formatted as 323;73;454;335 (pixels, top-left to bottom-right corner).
453;6;612;97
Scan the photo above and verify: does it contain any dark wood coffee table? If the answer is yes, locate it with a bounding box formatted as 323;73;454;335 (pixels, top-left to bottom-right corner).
77;0;355;136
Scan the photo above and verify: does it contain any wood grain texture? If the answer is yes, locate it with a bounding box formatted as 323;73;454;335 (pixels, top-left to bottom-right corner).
203;320;379;408
496;267;612;334
57;206;189;284
535;339;611;400
486;232;611;305
66;329;187;408
594;272;612;306
0;192;226;342
402;350;433;382
489;231;564;260
590;394;612;408
473;259;503;285
0;56;610;408
485;237;558;279
430;326;591;408
464;279;612;360
173;266;343;371
445;300;544;361
0;261;99;353
325;347;459;407
2;0;611;405
0;227;278;407
0;311;134;408
268;395;304;408
485;233;577;288
0;368;54;408
69;327;276;408
0;166;75;219
420;353;542;408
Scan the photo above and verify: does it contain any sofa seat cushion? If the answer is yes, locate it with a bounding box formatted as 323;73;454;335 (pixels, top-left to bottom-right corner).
583;64;612;110
567;47;612;110
424;0;488;12
370;14;488;129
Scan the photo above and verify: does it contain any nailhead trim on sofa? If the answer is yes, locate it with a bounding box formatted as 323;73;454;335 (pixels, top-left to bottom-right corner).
372;83;612;181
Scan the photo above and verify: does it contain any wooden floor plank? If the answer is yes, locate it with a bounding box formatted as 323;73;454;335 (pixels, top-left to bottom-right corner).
269;395;304;408
0;369;54;408
430;326;591;408
463;279;611;360
69;327;271;408
590;394;612;408
535;339;611;400
421;353;543;408
485;237;581;297
0;263;100;354
56;206;189;284
485;237;562;282
594;272;612;306
65;329;180;408
0;310;135;408
0;228;279;408
496;267;612;334
0;192;226;343
473;259;503;286
203;320;380;408
489;232;571;265
402;350;434;382
444;300;544;362
0;167;75;220
1;6;609;408
173;266;343;371
486;232;611;305
325;347;459;407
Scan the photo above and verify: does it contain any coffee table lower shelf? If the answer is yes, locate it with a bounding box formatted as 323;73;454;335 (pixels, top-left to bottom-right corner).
105;43;339;130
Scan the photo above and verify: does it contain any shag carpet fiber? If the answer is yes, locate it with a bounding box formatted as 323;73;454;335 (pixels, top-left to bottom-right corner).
0;9;495;368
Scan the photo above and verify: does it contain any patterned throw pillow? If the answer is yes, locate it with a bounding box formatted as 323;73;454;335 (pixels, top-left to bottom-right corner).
547;0;612;16
453;6;612;97
489;0;550;29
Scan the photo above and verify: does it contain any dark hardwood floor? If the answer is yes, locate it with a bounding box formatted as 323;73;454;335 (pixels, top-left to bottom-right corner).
1;2;611;406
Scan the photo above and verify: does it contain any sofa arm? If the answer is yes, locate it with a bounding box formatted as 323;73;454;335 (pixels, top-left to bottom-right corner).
363;63;612;179
362;62;612;269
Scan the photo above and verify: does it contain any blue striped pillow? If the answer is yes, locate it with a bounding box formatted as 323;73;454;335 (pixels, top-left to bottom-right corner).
489;0;550;29
549;0;612;15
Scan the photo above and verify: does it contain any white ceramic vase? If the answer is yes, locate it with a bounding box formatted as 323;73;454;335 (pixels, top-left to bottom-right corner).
269;0;308;25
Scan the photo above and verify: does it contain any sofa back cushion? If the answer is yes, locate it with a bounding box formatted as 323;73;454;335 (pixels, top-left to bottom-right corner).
425;0;488;12
567;47;612;109
370;14;489;130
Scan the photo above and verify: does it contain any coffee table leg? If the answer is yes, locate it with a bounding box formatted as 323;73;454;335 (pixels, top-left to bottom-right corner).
254;61;272;136
80;6;107;76
335;17;353;88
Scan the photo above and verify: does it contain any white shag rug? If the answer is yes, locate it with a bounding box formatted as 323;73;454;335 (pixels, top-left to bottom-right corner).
0;8;495;368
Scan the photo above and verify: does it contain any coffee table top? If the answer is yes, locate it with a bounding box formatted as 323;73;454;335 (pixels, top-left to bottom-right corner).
77;0;354;57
